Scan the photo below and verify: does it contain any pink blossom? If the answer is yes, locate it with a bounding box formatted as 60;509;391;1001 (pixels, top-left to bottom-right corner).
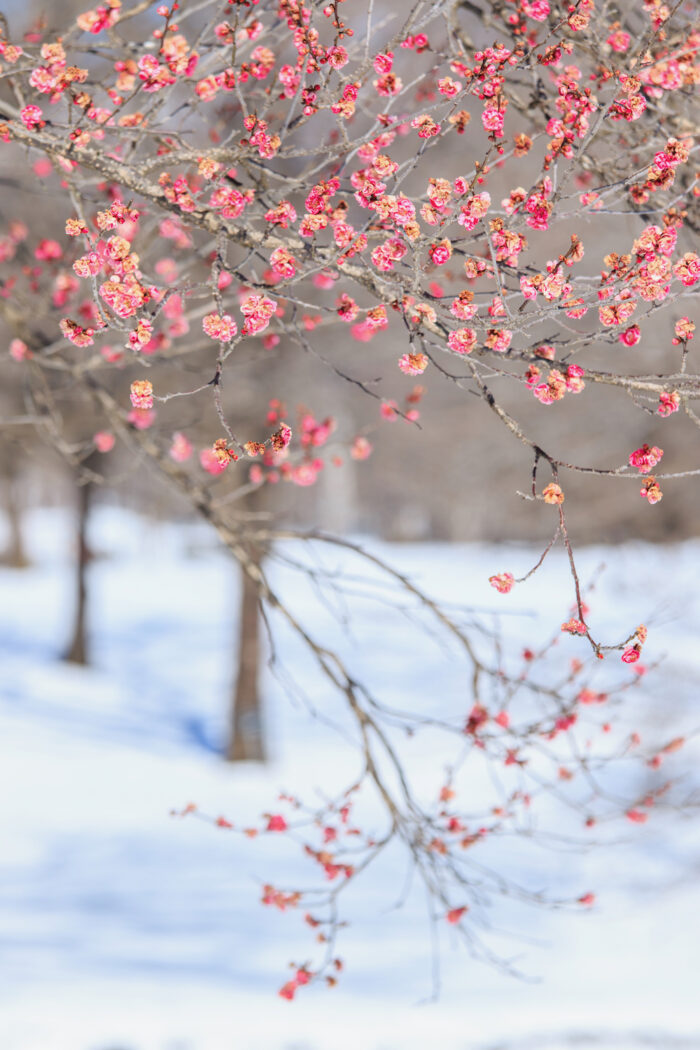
673;253;700;287
269;247;297;279
485;328;512;353
127;408;155;430
130;379;153;410
373;52;393;75
482;103;506;136
20;105;44;130
619;325;641;346
326;45;348;69
625;809;648;823
290;463;320;487
9;338;31;361
35;239;62;261
200;444;233;475
411;114;440;138
77;2;121;34
657;391;680;417
398;353;428;376
629;444;663;474
59;319;95;347
520;276;539;300
202;313;237;341
429;240;452;266
522;0;550;19
561;619;587;635
129;319;153;353
169;432;193;462
607;30;631;52
450;294;477;321
640;476;663;505
447;328;476;355
458;192;491;231
240;294;277;336
93;431;115;453
566;365;585;394
350;436;372;460
673;317;695;343
266;814;288;832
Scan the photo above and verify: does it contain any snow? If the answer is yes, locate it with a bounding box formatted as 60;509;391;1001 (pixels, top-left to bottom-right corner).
0;506;699;1050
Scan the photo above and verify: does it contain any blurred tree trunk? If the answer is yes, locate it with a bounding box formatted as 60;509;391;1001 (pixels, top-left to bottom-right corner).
227;546;266;762
65;475;93;666
0;467;30;568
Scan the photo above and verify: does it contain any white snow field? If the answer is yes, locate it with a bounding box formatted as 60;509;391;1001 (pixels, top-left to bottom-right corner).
0;506;699;1050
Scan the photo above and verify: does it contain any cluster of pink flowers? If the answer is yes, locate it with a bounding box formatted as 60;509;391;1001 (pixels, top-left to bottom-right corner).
457;192;491;231
59;318;96;347
489;572;514;594
411;114;440;138
484;328;512;353
209;184;253;220
331;82;360;118
523;179;553;231
200;438;238;475
658;391;680;417
619;325;641;347
673;253;700;287
264;200;297;228
76;1;121;34
299;413;335;450
159;174;196;213
269;247;297;279
202;313;237;342
450;291;477;322
398;353;428;376
527;364;585;405
9;338;31;361
429;239;452;266
128;318;153;352
622;625;648;664
607;28;631;52
240;295;277;337
100;276;148;319
629;444;663;474
561;619;587;636
20;105;44;130
609;93;647;122
130;379;153;410
522;0;550;20
672;317;695;344
138;54;176;93
242;115;280;159
169;432;193;463
599;297;637;327
447;327;477;355
371;238;407;272
640;476;663;505
482;98;507;137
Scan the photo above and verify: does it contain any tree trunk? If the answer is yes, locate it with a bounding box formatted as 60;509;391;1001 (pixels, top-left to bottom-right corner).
65;479;92;666
0;472;29;568
227;554;266;762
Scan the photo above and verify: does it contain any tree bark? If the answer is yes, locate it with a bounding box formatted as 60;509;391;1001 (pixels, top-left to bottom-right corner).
0;472;30;568
64;478;92;666
227;551;266;762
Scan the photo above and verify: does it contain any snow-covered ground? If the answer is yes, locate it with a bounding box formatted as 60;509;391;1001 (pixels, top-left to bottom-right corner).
1;506;699;1050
